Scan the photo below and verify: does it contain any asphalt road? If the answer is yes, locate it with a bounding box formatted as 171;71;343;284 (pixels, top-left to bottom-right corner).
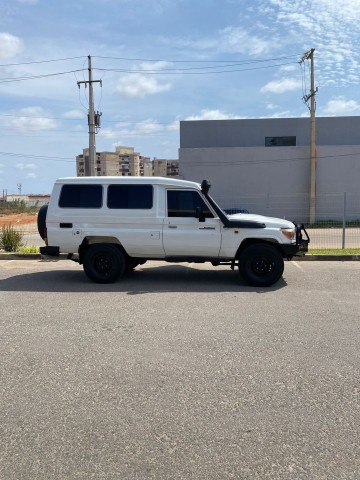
1;260;359;480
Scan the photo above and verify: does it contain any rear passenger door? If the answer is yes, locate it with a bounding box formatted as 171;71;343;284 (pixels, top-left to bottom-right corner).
162;189;221;257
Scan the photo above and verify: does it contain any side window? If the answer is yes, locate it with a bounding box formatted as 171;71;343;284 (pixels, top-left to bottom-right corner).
107;185;153;209
59;184;103;208
167;190;214;218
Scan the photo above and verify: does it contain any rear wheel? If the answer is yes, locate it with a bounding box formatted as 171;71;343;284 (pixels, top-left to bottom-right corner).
238;244;284;287
83;244;125;283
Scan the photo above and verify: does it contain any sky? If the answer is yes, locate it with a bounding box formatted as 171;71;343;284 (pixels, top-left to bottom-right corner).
1;0;360;194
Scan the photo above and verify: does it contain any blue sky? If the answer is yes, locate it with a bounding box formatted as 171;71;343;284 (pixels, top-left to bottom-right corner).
1;0;360;193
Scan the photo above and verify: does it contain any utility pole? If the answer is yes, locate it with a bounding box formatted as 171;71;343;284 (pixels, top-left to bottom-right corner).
77;55;102;176
300;48;317;224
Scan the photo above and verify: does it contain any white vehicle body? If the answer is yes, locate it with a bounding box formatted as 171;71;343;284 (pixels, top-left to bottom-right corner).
39;176;309;286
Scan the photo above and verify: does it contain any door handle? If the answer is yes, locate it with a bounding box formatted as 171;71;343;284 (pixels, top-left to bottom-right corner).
199;226;216;230
168;225;177;229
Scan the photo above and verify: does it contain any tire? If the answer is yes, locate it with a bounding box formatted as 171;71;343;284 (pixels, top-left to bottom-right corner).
37;204;48;240
238;244;284;287
83;244;125;283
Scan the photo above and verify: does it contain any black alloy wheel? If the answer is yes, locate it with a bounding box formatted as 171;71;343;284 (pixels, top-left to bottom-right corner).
83;244;125;283
238;244;284;287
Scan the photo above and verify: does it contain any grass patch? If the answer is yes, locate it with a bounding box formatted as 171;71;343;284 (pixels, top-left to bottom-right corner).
19;245;40;254
309;220;360;228
309;248;360;255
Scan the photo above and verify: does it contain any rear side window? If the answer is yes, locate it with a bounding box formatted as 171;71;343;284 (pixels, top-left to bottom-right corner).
59;184;103;208
107;185;153;209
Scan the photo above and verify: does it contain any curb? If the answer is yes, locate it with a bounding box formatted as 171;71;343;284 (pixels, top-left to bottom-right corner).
0;253;42;260
295;255;360;261
0;254;359;261
0;253;68;260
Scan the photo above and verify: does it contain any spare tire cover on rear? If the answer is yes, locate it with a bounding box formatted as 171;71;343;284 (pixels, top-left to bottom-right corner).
37;204;48;240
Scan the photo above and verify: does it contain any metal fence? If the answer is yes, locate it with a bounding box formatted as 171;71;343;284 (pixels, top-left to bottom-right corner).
3;192;360;251
217;192;360;249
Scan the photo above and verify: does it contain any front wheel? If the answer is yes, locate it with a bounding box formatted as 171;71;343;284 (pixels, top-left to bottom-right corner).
238;244;284;287
83;244;125;283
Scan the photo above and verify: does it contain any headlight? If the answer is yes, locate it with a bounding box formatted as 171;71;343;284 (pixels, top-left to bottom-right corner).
281;228;295;241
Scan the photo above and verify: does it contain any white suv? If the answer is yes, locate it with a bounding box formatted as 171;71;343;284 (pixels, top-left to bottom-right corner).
38;177;309;286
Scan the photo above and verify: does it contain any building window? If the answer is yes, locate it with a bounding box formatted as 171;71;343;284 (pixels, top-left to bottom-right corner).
265;136;296;147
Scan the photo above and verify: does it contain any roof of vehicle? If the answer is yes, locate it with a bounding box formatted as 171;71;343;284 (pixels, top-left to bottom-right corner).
55;176;201;189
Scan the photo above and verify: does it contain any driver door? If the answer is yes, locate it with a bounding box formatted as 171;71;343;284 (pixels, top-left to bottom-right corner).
162;189;222;256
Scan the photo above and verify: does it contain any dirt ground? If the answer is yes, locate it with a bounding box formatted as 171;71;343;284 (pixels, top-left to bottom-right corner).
0;213;37;227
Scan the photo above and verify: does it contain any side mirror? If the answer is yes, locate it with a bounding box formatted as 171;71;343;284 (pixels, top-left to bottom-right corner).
195;207;205;222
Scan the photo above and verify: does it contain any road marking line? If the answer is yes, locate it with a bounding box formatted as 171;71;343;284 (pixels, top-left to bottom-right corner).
292;262;305;271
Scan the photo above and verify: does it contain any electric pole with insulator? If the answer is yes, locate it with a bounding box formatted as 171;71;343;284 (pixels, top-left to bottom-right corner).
300;48;318;224
77;55;102;176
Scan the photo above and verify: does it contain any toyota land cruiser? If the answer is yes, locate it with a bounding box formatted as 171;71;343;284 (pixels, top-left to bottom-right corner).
38;177;309;287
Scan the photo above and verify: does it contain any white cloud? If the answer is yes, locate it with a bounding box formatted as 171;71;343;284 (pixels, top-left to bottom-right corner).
323;96;360;115
25;172;37;179
260;77;301;94
135;119;163;134
15;163;37;170
167;120;180;131
0;33;23;59
116;74;172;98
137;61;172;71
220;27;275;56
99;117;179;140
279;65;298;73
99;128;119;140
8;107;58;132
63;110;85;119
266;103;279;110
264;0;360;86
185;109;238;121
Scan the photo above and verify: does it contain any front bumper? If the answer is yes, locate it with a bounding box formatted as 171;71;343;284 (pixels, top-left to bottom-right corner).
280;224;310;257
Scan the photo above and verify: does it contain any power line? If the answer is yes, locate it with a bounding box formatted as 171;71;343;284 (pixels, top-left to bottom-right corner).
0;56;87;67
0;151;74;162
0;69;86;83
0;150;359;165
93;54;301;63
0;113;86;120
95;61;297;76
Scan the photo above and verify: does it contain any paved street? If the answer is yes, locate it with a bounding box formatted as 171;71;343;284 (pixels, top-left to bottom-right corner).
1;259;360;479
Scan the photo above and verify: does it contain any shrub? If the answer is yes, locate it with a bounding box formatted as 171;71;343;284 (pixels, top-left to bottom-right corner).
0;225;24;252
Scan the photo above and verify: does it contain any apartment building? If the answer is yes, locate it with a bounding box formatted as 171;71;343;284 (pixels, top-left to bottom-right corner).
153;159;179;177
76;147;178;178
